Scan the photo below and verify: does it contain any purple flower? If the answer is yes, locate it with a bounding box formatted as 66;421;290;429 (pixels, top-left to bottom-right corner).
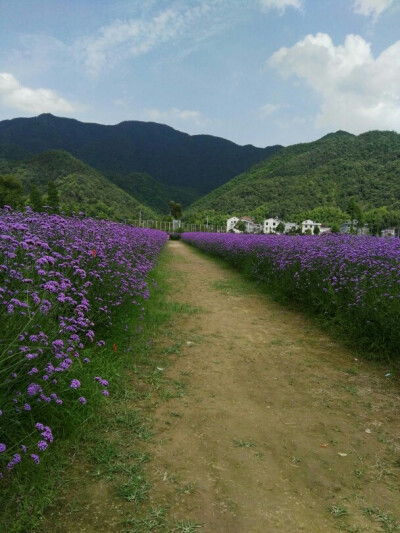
31;454;40;464
41;427;53;443
0;443;6;453
27;383;42;397
0;209;168;473
6;455;21;471
52;339;64;350
102;390;109;397
70;379;81;389
38;440;48;451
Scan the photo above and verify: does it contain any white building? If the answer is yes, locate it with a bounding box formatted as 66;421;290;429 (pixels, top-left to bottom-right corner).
241;216;262;233
381;227;397;237
227;216;239;232
320;225;332;234
301;219;322;234
172;219;181;230
227;216;325;235
284;222;299;234
340;220;369;235
226;216;262;233
263;217;284;234
340;220;357;234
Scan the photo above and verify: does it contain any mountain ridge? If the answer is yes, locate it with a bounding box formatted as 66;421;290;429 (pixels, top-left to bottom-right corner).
185;129;400;224
0;114;282;203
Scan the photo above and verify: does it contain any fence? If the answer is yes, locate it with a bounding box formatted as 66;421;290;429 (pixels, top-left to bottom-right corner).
129;220;227;233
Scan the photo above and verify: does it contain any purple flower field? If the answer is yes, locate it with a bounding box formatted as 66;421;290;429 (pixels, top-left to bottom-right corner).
0;207;167;478
182;232;400;356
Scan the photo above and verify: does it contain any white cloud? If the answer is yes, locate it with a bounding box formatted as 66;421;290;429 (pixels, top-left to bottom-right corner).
142;107;210;128
258;0;303;13
259;103;283;116
0;72;75;114
268;33;400;133
353;0;394;18
77;4;214;76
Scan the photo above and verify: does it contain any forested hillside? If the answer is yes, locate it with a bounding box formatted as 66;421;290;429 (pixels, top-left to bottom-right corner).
0;150;156;220
110;172;198;214
185;130;400;228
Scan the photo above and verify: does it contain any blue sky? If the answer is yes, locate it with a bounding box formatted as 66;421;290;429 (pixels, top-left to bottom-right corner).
0;0;399;147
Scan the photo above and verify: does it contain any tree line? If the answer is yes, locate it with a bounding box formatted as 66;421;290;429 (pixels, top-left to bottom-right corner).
0;174;59;212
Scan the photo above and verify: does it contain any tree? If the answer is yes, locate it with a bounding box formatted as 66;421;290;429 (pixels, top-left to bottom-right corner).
29;185;43;212
287;225;300;235
298;206;347;227
169;200;182;219
235;221;246;233
313;225;320;235
276;222;285;233
47;181;60;211
346;198;363;233
0;174;24;209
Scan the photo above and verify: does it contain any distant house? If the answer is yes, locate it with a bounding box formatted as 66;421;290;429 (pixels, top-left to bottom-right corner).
227;215;326;235
227;216;261;233
357;224;369;236
284;222;299;234
241;216;262;233
227;216;239;232
301;219;321;234
340;220;369;235
263;217;284;234
381;227;397;237
320;225;332;234
340;220;357;234
172;219;181;230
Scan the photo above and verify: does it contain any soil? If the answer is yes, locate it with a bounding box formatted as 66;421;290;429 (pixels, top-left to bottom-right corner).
44;240;400;532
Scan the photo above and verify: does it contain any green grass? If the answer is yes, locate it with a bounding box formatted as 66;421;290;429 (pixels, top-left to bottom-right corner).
172;520;203;532
211;279;251;295
233;438;256;448
362;506;400;532
328;505;349;518
176;482;196;495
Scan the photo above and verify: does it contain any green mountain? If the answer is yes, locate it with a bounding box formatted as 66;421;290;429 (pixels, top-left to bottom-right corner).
0;114;282;206
110;172;198;214
185;130;400;222
0;150;157;221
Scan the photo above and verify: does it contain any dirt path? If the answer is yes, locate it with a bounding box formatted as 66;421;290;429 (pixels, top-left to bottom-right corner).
146;241;400;532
